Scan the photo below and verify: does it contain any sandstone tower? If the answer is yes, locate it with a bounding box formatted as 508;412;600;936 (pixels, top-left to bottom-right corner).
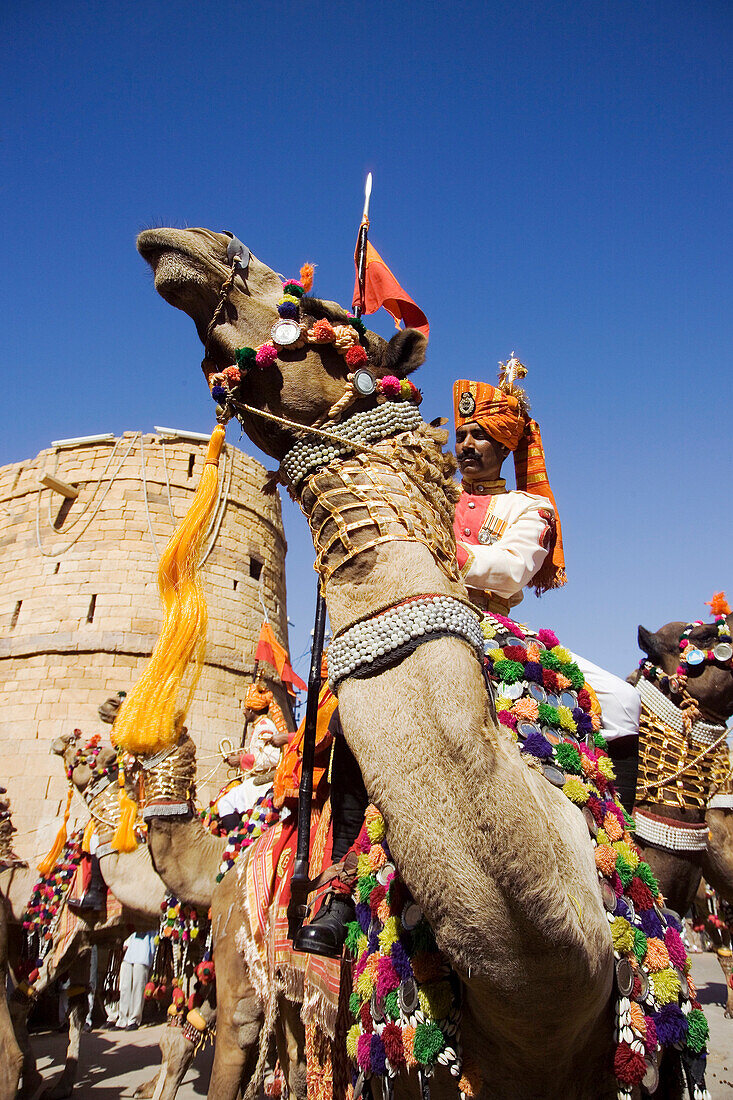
0;430;290;864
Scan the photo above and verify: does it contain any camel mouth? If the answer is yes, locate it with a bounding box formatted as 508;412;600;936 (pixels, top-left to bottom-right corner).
136;230;221;313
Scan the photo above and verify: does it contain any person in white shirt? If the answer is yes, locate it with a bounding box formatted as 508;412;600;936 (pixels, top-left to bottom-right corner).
453;369;641;807
114;929;156;1030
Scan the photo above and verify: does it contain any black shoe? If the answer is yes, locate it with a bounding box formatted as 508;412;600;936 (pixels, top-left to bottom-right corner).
294;893;356;958
68;889;106;914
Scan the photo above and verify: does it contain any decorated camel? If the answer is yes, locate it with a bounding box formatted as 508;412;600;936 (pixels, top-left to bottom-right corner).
629;609;733;918
0;791;24;1100
113;224;713;1100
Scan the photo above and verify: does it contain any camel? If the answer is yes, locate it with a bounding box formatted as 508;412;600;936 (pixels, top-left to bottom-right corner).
3;730;165;1100
133;226;636;1100
0;792;24;1100
629;618;733;918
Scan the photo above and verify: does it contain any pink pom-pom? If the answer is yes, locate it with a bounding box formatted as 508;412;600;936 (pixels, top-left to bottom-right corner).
664;926;687;968
380;375;402;397
357;1033;372;1072
255;344;278;367
345;344;368;367
537;628;560;647
497;709;518;730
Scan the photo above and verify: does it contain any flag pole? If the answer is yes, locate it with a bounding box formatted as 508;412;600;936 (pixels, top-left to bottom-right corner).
355;172;372;318
289;174;373;942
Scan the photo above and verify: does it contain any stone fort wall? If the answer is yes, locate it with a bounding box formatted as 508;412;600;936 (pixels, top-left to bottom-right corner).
0;430;290;864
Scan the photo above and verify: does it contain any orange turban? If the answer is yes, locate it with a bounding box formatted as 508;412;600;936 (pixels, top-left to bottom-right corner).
245;684;271;712
454;380;526;451
453;379;566;594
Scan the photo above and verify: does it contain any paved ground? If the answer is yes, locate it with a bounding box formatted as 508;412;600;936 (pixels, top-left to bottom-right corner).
27;954;733;1097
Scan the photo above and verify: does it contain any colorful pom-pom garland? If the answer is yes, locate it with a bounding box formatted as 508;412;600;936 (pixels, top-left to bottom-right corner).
208;274;423;419
481;611;710;1100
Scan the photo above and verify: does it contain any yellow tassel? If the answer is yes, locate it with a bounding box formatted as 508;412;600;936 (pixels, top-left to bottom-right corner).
81;818;96;853
300;262;315;292
111;767;138;853
38;785;73;875
112;424;226;755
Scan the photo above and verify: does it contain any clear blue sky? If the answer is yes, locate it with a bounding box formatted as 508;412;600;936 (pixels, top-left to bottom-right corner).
1;0;730;683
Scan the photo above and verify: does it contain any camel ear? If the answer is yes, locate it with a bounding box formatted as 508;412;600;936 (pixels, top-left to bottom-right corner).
638;625;665;662
376;328;428;378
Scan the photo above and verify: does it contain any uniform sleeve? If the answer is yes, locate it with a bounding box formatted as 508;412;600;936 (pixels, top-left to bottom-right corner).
458;499;552;598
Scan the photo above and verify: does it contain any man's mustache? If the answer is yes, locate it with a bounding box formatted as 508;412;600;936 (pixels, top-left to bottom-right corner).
458;449;480;463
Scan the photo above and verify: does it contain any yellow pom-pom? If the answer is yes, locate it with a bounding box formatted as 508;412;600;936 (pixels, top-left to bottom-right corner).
552;646;573;664
562;777;589;804
486;648;504;662
612;840;639;869
495;696;512;713
357;934;368;956
650;967;681;1004
378;916;401;951
597;756;616;780
418;980;454;1020
596;827;609;845
357;854;372;879
364;806;386;843
346;1024;360;1058
356;967;375;999
480;620;496;639
557;706;577;733
611;917;635;953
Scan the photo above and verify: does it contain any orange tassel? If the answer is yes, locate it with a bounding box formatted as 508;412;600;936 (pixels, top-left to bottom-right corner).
38;785;73;875
112;424;226;755
707;592;732;618
81;818;96;853
111;766;138;853
300;263;315;293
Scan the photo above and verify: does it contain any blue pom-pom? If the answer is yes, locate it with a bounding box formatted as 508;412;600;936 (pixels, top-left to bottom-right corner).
640;908;664;939
522;731;553;759
277;301;299;319
654;1003;688;1046
356;901;371;934
524;661;543;684
211;385;227;401
390;940;413;980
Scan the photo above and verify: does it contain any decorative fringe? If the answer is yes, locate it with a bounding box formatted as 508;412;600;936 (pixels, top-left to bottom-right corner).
112;424;227;755
81;818;96;853
37;785;73;875
111;765;138;853
300;262;315;293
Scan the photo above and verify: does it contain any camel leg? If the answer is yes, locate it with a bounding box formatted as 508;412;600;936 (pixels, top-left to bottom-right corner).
275;997;307;1100
41;989;87;1099
207;872;263;1100
10;994;43;1100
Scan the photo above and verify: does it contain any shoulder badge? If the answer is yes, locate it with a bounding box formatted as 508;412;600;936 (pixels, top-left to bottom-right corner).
458;391;476;417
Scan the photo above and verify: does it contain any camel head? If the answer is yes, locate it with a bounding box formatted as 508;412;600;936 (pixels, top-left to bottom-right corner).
638;614;733;725
52;731;118;794
136;227;427;459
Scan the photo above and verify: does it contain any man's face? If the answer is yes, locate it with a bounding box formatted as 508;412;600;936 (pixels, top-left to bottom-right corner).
455;422;509;480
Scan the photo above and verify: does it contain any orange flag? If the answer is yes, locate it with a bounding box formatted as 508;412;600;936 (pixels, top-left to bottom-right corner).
255;621;307;693
352;240;429;337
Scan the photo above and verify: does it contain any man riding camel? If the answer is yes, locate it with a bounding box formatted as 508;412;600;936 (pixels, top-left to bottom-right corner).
296;358;641;958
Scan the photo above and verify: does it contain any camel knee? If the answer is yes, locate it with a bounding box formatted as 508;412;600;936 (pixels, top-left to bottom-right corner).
231;994;263;1050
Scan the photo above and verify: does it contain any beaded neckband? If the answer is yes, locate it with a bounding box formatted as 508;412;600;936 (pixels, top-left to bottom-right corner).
207;273;422;425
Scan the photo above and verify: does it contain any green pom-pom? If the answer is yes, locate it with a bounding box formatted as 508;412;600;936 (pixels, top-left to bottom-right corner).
615;854;634;888
538;702;560;728
348;315;367;335
566;665;585;690
633;927;648;962
282;281;305;297
235;346;256;365
413;1021;445;1064
622;807;636;829
411;920;437;954
635;861;659;895
593;731;608;751
685;1008;709;1053
554;742;581;773
539;651;562;671
345;920;362;956
358;874;378;903
492;659;525;684
384;990;400;1020
349;991;361;1017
